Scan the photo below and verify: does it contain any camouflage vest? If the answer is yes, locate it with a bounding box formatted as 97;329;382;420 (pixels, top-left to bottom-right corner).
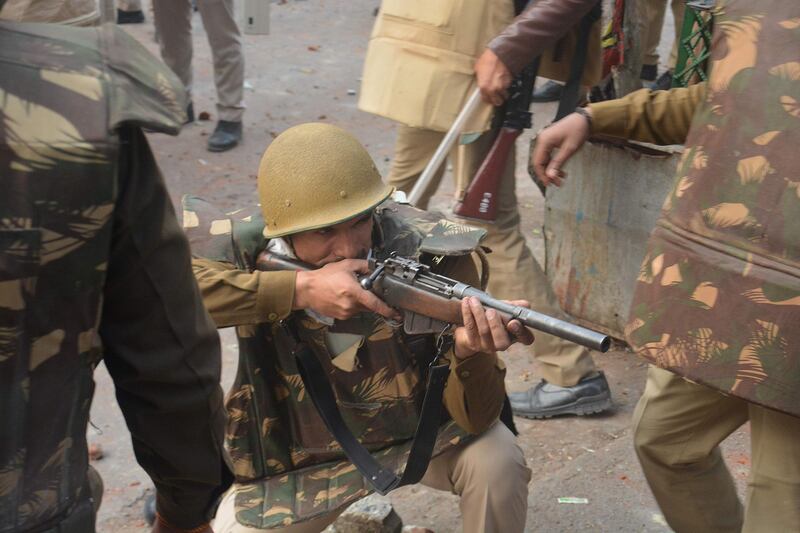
625;1;800;417
184;198;487;528
0;22;185;532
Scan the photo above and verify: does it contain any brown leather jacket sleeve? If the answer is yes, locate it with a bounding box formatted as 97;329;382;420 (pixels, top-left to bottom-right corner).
488;0;599;75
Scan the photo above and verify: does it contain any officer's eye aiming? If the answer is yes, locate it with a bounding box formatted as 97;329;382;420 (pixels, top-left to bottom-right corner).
314;212;372;236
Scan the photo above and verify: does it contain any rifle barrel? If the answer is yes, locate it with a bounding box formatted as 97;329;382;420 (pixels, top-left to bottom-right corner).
455;284;611;352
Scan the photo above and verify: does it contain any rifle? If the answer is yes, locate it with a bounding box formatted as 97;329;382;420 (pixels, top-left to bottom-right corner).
405;0;533;207
257;251;610;352
454;2;602;221
453;58;539;221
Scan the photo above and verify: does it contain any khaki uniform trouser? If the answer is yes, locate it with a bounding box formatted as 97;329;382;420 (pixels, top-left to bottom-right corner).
152;0;245;122
388;125;597;387
642;0;686;69
633;365;800;533
213;421;531;533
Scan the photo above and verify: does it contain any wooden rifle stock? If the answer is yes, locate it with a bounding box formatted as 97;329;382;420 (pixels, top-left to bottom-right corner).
453;127;522;221
453;58;539;222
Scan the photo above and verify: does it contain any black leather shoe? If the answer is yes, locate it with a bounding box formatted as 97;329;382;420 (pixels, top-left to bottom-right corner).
640;64;658;81
532;80;564;102
143;493;156;526
207;120;242;152
650;70;673;91
116;9;145;24
510;372;612;419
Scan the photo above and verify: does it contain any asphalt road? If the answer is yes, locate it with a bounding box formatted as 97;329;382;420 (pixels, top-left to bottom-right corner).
88;2;750;531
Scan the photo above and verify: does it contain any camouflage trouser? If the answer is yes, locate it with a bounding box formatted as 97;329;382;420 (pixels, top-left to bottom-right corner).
633;366;800;533
387;124;598;387
213;422;531;532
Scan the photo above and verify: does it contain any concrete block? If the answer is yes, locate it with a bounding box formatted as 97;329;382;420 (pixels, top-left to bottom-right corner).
326;494;403;533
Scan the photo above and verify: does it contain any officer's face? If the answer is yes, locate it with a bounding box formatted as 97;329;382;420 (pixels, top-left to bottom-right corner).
291;213;373;267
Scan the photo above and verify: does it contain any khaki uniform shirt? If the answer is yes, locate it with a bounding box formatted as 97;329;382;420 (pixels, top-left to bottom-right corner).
589;82;707;144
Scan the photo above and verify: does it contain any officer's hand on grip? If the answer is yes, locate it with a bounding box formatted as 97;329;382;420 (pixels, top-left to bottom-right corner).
454;297;535;359
532;110;593;187
150;515;213;533
294;259;401;321
475;48;513;106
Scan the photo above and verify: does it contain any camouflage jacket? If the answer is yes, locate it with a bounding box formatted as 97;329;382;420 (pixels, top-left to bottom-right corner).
625;0;800;417
185;198;502;528
0;21;195;532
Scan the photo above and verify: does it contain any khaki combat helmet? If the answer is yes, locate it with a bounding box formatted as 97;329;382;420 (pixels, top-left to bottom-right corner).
258;123;393;238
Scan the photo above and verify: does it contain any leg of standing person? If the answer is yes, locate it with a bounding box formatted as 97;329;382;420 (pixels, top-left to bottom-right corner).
420;421;531;533
632;365;747;532
152;0;194;121
197;0;245;152
646;0;686;89
667;0;686;71
385;124;447;209
641;0;668;80
742;403;800;532
116;0;144;24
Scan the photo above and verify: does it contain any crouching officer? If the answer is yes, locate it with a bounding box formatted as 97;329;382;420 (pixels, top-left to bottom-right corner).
185;123;534;532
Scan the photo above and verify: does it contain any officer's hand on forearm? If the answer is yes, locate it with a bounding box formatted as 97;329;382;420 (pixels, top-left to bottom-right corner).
532;110;593;187
475;48;513;106
453;297;534;359
150;515;212;533
294;259;401;321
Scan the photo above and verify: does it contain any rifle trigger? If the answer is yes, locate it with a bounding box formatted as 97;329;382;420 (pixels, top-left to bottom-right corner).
360;262;385;290
434;324;454;366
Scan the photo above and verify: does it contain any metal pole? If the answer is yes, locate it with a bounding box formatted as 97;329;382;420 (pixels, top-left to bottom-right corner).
99;0;115;24
407;88;484;206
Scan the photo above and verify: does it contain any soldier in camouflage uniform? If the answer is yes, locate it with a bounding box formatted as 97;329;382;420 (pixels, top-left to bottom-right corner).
532;1;800;530
0;12;233;533
186;123;533;532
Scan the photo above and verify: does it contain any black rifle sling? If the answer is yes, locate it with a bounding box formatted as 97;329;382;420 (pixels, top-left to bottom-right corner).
287;323;450;495
554;1;602;120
